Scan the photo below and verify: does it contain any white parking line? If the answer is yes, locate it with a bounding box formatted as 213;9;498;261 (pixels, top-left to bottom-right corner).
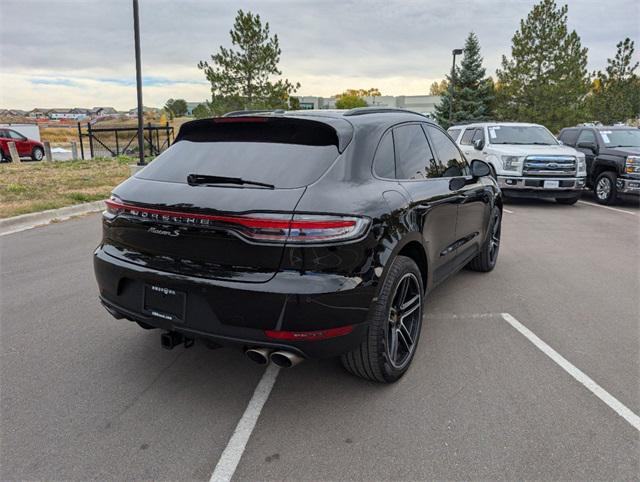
502;313;640;431
209;364;280;482
578;200;637;216
503;208;514;214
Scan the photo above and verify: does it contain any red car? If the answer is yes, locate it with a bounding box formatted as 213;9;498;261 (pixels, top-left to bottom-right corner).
0;128;45;162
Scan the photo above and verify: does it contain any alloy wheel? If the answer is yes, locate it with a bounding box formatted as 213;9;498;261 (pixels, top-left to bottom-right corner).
489;210;501;263
596;177;611;200
386;273;421;369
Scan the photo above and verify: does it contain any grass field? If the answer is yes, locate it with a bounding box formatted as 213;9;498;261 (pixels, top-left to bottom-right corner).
0;157;132;218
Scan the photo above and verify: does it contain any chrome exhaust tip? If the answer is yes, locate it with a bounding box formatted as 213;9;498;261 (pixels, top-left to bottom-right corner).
270;351;304;368
245;347;272;365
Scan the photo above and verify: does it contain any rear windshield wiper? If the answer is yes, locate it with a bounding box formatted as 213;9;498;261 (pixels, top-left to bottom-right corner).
187;174;275;189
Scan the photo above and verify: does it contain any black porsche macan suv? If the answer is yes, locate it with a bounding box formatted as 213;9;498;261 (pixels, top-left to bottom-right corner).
94;108;502;382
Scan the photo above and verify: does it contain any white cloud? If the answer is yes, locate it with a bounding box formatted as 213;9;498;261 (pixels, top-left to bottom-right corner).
1;0;638;109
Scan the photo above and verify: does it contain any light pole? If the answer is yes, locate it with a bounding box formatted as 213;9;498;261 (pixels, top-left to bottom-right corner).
448;48;463;124
133;0;145;166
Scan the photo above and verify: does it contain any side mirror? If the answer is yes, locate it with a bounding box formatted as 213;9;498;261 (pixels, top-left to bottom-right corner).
471;159;491;178
577;141;597;153
473;138;484;151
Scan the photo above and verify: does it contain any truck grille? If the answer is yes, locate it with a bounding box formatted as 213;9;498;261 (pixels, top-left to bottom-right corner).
523;156;576;177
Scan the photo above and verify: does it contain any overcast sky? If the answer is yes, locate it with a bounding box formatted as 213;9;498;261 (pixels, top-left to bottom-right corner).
1;0;638;110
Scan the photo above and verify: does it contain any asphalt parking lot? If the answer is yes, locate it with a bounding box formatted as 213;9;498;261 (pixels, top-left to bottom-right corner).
1;194;638;480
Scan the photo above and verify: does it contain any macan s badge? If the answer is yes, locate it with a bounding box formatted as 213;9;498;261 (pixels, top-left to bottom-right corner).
147;226;180;237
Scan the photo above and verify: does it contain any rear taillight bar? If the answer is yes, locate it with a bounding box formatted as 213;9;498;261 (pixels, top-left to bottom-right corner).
104;198;370;244
265;325;355;341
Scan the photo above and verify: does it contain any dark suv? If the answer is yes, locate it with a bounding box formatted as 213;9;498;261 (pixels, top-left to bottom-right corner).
94;109;502;382
558;125;640;204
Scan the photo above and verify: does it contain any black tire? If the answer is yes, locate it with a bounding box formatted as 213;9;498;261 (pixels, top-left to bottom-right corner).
31;146;44;162
594;171;618;205
0;149;8;162
556;196;580;205
467;206;501;272
341;255;424;383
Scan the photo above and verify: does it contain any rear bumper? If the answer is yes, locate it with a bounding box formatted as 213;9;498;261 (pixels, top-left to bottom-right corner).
94;246;374;358
498;176;586;198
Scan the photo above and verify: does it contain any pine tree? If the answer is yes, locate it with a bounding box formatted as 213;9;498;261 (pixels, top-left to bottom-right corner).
587;38;640;124
434;33;494;128
198;10;300;115
495;0;589;132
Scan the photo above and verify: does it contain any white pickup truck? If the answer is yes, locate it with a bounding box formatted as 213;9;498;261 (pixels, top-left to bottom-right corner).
448;122;587;204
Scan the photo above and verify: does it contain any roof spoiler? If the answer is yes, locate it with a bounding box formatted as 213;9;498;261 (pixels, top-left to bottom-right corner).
223;109;286;117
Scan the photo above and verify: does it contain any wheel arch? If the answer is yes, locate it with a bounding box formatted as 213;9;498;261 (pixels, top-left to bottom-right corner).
376;231;430;296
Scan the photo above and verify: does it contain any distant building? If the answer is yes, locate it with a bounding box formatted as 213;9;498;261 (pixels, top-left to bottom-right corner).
90;107;118;117
0;109;27;117
29;108;49;119
46;108;88;120
128;106;161;116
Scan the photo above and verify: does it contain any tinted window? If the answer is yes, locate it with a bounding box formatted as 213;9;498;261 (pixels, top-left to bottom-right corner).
393;124;435;180
137;141;340;189
460;128;476;145
577;129;596;145
447;128;461;142
426;125;467;177
373;131;395;178
559;128;579;146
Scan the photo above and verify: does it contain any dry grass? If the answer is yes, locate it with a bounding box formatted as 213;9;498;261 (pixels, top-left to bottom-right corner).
40;127;79;146
0;157;132;218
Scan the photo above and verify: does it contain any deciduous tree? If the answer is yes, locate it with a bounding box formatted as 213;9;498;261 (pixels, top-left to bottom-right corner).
429;79;448;96
164;98;188;118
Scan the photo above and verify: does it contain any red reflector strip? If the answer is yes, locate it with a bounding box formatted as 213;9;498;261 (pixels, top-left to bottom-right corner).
264;325;354;341
105;199;292;228
289;219;355;229
212;117;268;123
104;199;357;231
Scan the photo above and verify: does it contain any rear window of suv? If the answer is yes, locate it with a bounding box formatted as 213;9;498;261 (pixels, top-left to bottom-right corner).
136;118;343;189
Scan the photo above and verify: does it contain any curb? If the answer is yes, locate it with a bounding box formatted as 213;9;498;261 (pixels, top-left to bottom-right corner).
0;200;105;236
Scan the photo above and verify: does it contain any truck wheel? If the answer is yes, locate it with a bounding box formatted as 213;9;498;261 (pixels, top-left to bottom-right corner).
556;196;580;205
31;146;44;161
467;206;501;272
341;256;423;383
594;172;617;205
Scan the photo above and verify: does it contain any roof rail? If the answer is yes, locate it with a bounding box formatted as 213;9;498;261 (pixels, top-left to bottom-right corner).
223;109;286;117
343;107;428;118
449;119;506;126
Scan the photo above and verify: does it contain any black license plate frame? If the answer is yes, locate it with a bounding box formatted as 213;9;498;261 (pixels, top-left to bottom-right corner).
143;284;186;323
